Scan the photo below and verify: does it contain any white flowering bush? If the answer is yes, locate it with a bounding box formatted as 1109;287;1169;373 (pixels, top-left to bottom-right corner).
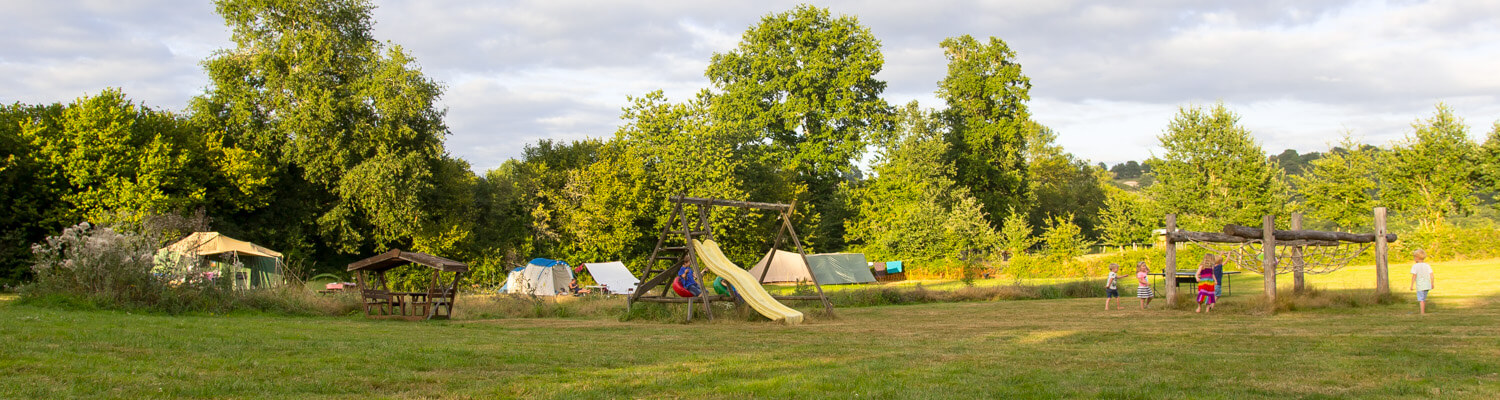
28;222;165;305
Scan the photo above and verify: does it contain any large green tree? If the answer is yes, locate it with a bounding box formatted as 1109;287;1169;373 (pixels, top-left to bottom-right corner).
1026;122;1108;239
705;5;892;250
3;90;264;284
1293;133;1384;229
22;90;212;224
1147;103;1289;230
0;103;67;285
1477;122;1500;206
1384;104;1478;227
938;35;1033;227
569;91;764;271
846;103;997;263
190;0;461;264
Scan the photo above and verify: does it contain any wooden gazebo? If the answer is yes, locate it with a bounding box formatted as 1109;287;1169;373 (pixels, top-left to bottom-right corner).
348;249;468;320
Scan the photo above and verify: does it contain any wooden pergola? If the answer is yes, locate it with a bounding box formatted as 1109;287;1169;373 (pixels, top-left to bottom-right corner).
1160;208;1397;308
348;249;468;320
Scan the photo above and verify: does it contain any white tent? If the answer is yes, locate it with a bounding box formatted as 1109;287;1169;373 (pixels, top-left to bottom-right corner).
502;258;574;296
581;261;639;295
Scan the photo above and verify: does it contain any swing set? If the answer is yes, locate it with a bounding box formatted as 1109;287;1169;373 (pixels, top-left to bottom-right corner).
627;196;833;322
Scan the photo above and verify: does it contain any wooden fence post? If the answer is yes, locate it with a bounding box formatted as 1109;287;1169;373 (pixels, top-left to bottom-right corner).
1374;207;1390;296
1262;215;1277;304
1292;213;1305;293
1165;214;1177;307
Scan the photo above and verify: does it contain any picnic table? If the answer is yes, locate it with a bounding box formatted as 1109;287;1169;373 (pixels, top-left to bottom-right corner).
1148;271;1241;296
389;291;429;315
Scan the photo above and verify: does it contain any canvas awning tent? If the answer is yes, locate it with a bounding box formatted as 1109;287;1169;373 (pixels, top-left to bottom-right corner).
581;261;639;294
748;250;876;285
162;232;284;289
503;258;574;296
166;232;283;258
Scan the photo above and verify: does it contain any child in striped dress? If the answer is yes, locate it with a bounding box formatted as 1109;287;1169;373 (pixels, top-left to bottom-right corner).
1135;261;1153;309
1196;254;1218;313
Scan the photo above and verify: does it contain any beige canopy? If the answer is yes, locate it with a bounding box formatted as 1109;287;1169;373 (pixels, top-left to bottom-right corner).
748;249;811;283
165;232;283;259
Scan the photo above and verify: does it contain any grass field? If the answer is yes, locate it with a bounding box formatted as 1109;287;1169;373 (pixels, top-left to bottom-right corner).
2;259;1498;398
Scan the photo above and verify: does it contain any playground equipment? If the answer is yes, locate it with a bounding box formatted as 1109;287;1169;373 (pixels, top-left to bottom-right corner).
627;196;831;323
1160;208;1397;306
695;239;804;324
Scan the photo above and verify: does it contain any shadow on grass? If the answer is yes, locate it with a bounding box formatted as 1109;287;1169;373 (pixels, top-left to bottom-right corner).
822;279;1108;308
1164;285;1409;314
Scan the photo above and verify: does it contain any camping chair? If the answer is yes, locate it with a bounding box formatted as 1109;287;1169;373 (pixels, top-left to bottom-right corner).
362;289;393;316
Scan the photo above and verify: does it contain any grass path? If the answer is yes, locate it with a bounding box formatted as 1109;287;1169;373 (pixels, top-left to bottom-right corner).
1;259;1498;398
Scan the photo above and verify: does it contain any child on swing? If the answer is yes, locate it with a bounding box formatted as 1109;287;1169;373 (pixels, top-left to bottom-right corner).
1196;253;1219;313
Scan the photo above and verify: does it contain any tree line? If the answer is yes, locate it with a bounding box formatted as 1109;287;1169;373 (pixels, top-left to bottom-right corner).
4;1;1498;286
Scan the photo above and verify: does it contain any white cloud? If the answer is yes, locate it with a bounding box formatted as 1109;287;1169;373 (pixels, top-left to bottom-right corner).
3;0;1499;171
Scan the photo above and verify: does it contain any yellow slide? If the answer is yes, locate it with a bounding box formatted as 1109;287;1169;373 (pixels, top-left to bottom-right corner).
692;239;805;325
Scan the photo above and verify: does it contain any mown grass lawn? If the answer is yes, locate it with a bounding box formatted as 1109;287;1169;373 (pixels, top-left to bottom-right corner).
1;259;1498;399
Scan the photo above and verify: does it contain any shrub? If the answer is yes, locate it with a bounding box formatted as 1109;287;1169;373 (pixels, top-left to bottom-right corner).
21;220;360;316
25;222;172;308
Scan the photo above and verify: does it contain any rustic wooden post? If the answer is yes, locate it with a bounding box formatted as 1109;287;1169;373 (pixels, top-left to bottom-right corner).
1291;213;1306;293
1374;207;1390;296
1164;214;1178;307
1262;215;1277;304
784;214;834;315
759;212;788;284
696;204;714;321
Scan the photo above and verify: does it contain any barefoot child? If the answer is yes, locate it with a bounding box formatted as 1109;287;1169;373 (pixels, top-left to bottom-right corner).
1196;254;1218;313
1410;249;1434;314
1105;263;1122;310
1135;261;1153;309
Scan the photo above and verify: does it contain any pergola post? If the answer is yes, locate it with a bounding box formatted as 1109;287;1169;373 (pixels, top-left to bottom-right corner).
1262;215;1277;305
1164;214;1178;307
1291;213;1306;293
1374;207;1390;296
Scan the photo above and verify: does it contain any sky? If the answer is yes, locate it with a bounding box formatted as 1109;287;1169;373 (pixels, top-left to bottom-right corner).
3;0;1499;172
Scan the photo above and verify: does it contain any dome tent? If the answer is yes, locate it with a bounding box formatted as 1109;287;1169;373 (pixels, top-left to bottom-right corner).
502;258;574;296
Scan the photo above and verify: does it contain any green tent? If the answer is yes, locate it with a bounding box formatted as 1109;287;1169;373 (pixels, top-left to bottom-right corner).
805;253;876;285
163;232;284;290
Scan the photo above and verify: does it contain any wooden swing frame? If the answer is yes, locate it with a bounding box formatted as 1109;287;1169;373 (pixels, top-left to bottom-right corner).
627;196;834;321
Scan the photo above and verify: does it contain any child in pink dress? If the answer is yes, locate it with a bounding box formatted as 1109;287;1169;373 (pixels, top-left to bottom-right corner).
1135;261;1153;309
